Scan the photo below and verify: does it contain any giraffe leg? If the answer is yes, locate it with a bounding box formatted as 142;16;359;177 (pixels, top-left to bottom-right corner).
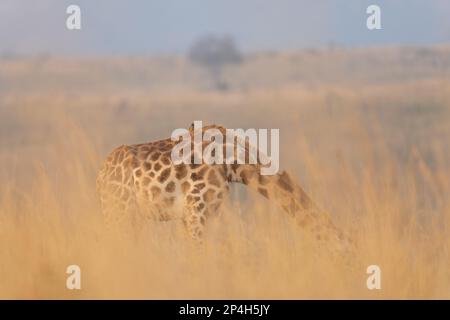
182;191;216;241
182;178;228;241
99;184;141;238
182;205;206;241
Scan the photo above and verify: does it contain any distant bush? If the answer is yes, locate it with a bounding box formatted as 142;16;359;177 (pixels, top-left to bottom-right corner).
188;35;242;90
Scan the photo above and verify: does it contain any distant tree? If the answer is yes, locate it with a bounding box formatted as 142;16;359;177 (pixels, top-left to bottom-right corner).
188;35;242;90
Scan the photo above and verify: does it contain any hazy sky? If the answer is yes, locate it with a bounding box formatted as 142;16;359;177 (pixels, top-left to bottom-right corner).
1;0;450;56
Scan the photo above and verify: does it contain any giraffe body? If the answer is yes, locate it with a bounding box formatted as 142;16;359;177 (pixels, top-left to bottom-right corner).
96;129;231;239
96;124;353;252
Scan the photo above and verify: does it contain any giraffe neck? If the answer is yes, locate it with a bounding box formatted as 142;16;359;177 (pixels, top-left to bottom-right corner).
229;164;349;247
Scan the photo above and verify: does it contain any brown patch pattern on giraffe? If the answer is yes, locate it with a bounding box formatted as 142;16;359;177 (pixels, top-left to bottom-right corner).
165;181;176;193
158;168;171;183
175;165;187;179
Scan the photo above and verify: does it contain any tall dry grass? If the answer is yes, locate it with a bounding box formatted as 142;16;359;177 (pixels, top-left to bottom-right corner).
1;50;450;299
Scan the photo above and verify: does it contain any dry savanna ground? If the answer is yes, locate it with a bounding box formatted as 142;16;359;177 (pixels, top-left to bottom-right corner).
0;46;450;299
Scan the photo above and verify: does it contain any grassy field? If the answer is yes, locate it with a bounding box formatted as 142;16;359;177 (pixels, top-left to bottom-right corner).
0;46;450;299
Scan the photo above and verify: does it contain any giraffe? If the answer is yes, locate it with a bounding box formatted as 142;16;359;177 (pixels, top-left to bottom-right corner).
96;123;353;253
